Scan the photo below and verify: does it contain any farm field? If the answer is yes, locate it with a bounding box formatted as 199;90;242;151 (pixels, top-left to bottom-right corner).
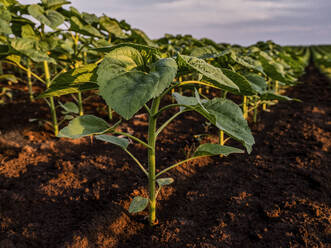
0;61;330;247
0;1;331;247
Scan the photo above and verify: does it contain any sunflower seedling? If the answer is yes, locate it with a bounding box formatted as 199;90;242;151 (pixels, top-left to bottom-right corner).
54;45;254;226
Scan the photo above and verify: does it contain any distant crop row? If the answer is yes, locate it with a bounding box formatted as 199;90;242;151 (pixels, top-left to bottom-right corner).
0;0;315;225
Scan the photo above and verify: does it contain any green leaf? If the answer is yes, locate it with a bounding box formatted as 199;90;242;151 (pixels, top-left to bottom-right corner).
156;178;174;187
177;54;239;91
197;98;254;153
150;58;177;97
0;74;18;83
10;38;56;63
131;28;157;47
260;91;297;101
95;135;129;150
99;55;178;119
221;68;255;95
28;4;64;29
190;46;218;58
96;46;144;88
99;16;127;38
244;73;267;94
128;196;149;214
93;43;161;64
0;5;11;22
58;115;110;139
172;95;254;153
69;16;102;37
82;12;99;24
41;0;70;9
99;71;155;120
21;24;38;39
194;143;244;156
59;101;79;114
259;52;287;82
173;92;199;106
230;52;264;74
0;19;11;35
39;64;98;97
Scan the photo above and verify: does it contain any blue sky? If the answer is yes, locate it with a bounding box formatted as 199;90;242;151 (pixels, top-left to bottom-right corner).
21;0;331;45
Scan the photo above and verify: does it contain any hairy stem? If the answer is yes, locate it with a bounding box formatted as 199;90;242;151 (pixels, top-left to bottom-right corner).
147;97;160;226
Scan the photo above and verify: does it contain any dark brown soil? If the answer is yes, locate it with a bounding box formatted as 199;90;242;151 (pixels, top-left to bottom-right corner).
0;64;330;248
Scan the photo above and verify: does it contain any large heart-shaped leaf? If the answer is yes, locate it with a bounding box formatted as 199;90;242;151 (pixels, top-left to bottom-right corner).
98;48;177;120
97;46;144;88
58;115;110;139
99;71;155;120
150;58;177;97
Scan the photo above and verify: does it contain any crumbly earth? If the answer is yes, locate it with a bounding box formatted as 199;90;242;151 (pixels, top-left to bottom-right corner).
0;64;330;248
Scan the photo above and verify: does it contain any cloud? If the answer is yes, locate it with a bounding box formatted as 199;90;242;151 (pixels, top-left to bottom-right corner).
19;0;331;45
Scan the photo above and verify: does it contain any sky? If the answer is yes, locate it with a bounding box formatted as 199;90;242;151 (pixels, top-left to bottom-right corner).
21;0;331;46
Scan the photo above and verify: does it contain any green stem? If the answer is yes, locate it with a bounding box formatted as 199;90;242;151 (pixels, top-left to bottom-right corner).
243;95;248;119
124;149;148;176
156;155;208;178
219;130;224;145
5;61;46;85
147;97;161;226
253;103;258;123
113;131;152;149
108;106;113;120
78;92;84;116
44;61;58;136
155;110;190;137
27;59;34;102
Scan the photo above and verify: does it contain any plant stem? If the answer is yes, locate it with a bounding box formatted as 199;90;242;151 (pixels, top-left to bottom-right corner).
155;110;190;137
78;92;84;116
147;97;160;226
243;95;248;119
43;61;58;136
156;155;208;178
27;59;34;102
253;102;258;123
275;80;279;94
113;131;152;149
108;106;112;120
219;130;224;158
124;149;148;176
219;130;224;145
